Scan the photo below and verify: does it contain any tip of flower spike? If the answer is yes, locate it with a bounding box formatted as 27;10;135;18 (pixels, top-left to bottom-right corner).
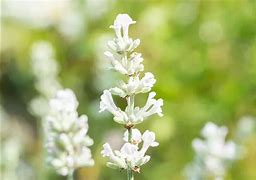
110;14;136;29
201;122;228;138
49;89;78;112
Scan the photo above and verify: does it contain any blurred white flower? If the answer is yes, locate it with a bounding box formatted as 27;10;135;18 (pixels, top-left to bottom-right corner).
101;129;158;171
29;97;49;118
29;41;62;118
2;0;71;28
186;122;240;180
35;78;62;99
236;116;256;141
49;89;78;112
57;10;84;40
45;89;94;176
31;41;59;78
2;0;85;40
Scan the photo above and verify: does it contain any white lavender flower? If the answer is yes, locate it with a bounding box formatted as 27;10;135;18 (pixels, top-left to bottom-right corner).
185;122;240;180
108;14;139;54
110;72;156;97
100;14;163;179
45;89;94;176
100;90;163;125
101;129;158;172
29;41;62;118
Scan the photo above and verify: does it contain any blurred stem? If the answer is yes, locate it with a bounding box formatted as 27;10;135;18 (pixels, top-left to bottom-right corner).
67;171;74;180
127;168;134;180
127;128;134;180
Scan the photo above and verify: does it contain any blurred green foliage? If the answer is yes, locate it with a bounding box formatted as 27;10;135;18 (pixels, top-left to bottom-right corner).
1;0;256;180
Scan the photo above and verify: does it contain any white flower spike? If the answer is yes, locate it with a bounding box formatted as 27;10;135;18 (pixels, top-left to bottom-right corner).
100;14;163;179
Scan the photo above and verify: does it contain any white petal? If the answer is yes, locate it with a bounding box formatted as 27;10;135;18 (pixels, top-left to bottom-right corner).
101;143;114;157
140;130;159;155
120;143;138;157
110;87;126;98
201;122;227;139
110;14;136;29
99;90;118;113
192;139;206;153
134;92;163;122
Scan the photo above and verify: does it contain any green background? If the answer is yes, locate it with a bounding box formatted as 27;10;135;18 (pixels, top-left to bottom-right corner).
1;0;256;179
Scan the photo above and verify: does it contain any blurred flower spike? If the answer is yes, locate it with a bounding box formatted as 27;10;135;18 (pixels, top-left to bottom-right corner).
29;41;62;118
186;122;240;180
45;89;94;177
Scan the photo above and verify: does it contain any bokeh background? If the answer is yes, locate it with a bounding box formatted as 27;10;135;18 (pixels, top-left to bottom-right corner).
1;0;256;180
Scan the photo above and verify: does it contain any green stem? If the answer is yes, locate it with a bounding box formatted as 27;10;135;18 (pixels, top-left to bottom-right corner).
127;128;134;180
67;171;74;180
127;168;134;180
127;94;135;116
126;87;135;180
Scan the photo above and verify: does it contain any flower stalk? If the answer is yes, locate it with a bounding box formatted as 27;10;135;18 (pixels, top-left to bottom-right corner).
127;127;134;180
100;13;163;179
67;171;74;180
127;167;134;180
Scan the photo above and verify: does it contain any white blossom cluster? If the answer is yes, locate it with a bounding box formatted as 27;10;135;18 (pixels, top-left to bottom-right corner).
99;14;163;173
101;129;158;171
45;89;94;176
29;41;62;118
186;122;240;180
100;14;163;125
